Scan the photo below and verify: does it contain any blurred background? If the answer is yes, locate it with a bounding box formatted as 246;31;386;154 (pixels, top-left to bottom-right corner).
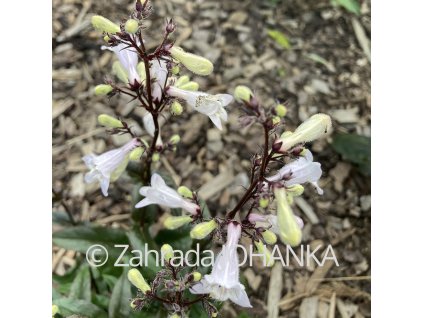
53;0;370;317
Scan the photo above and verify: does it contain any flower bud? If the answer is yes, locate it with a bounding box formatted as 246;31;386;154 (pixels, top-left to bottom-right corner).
286;184;304;197
175;75;190;87
125;19;139;34
169;134;181;145
127;268;151;293
152;153;160;162
94;84;113;96
234;85;253;102
178;81;199;91
130;298;143;309
170;47;214;76
272;116;281;125
274;187;302;246
277;114;332;152
192;271;202;282
190;220;218;239
211;313;218;318
129;147;145;161
164;215;192;230
137;62;146;82
104;35;110;42
161;244;174;261
254;241;275;267
275;104;287;117
171;101;183;115
52;304;59;316
259;197;269;208
261;230;277;245
168;314;181;318
97;114;123;128
113;61;129;83
177;186;194;199
171;65;180;75
91;15;120;34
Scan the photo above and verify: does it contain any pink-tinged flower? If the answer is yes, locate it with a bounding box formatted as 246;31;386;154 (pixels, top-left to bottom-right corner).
142;113;163;146
267;150;324;195
167;86;233;130
102;42;140;85
150;60;168;101
135;173;199;214
83;138;140;196
190;222;252;308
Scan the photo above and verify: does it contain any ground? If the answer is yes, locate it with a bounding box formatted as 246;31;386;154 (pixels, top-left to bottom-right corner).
53;0;371;317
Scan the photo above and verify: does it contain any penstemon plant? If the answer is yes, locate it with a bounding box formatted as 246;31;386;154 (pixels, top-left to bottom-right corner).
71;0;333;317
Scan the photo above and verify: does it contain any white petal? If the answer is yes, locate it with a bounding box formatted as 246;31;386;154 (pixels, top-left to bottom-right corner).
135;197;153;208
228;285;252;308
219;107;228;122
82;154;96;169
216;94;234;106
139;186;151;196
150;173;166;188
84;170;99;183
190;281;209;295
100;177;110;197
209;114;223;130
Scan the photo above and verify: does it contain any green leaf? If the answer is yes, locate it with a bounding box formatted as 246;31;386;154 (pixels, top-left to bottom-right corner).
267;29;291;49
93;294;110;311
53;264;79;295
331;133;371;175
109;267;132;318
69;263;92;301
189;302;209;318
53;225;129;259
53;298;107;318
332;0;361;15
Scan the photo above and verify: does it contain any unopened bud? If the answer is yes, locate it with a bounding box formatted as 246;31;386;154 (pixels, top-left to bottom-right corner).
275;104;287;117
164;215;192;230
175;75;190;87
168;314;181;318
91;15;120;34
161;244;174;261
234;85;253;102
171;101;183;116
261;230;277;245
97;114;123;128
272;116;281;125
177;186;193;199
52;304;59;316
170;47;214;76
190;220;218;239
192;271;202;282
103;35;110;42
169;134;181;145
94;84;113;96
211;313;218;318
137;62;146;82
259;197;269;208
171;65;180;75
152;153;160;162
254;241;275;267
113;61;129;83
127;268;151;293
129;147;145;161
125;19;139;34
178;81;199;91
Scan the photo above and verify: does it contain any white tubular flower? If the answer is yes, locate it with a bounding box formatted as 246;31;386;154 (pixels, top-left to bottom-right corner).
167;86;233;130
248;213;304;235
142;113;163;146
102;42;140;85
135;173;200;215
150;59;168;101
83;138;140;196
267;149;324;195
190;222;252;308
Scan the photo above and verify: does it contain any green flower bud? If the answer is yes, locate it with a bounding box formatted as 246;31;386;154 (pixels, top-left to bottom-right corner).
168;314;181;318
52;304;59;316
178;81;199;91
234;85;253;102
94;84;113;96
275;104;287;117
125;19;139;34
127;268;151;293
259;197;269;208
91;15;120;34
113;61;129;83
172;65;180;75
97;114;123;128
170;47;214;76
211;313;218;318
272;116;281;125
137;62;146;82
192;271;202;282
169;134;181;145
175;75;190;87
177;186;193;199
164;215;192;230
103;35;110;42
190;220;218;240
254;241;275;267
261;230;277;245
171;101;183;116
129;147;145;161
152;153;160;162
161;244;174;261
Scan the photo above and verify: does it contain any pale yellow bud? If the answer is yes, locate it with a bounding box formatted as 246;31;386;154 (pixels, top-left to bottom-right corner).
172;65;180;75
125;19;139;34
259;197;269;208
164;215;192;230
178;81;199;91
211;313;218;318
152;153;160;162
94;84;113;96
190;220;218;239
104;35;110;42
127;268;151;293
168;314;181;318
169;134;181;145
177;186;193;199
278;114;332;152
129;147;145;161
97;114;123;128
137;62;146;82
262;230;277;245
275;104;287;117
234;85;253;102
52;304;59;316
91;15;120;34
254;241;275;267
175;75;190;87
286;184;304;197
171;101;183;115
170;47;214;76
274;188;302;246
113;61;129;83
272;116;281;125
161;244;174;261
192;271;202;282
